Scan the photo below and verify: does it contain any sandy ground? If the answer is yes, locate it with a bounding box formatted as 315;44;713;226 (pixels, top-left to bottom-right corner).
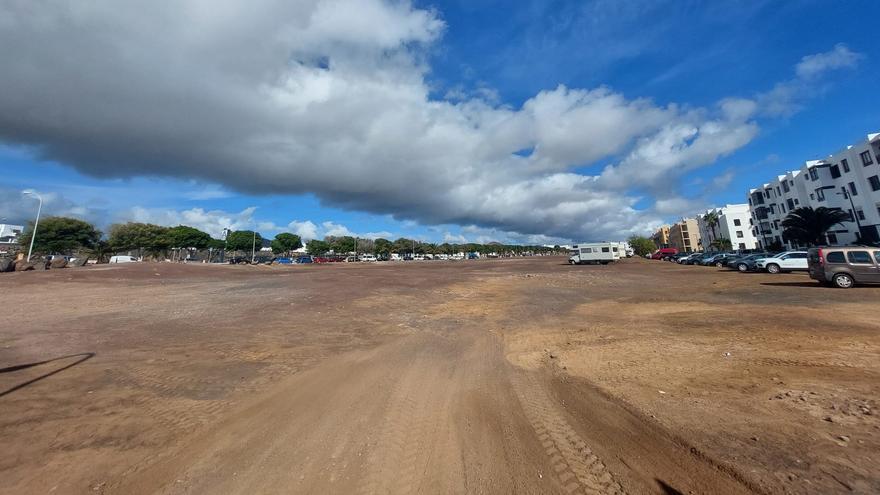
1;257;877;494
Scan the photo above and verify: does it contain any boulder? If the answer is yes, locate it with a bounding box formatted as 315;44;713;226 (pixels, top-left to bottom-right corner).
0;258;13;273
14;260;35;271
50;258;68;269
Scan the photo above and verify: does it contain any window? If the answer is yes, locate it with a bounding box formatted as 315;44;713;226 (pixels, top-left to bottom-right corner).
783;181;790;193
827;233;838;244
733;219;741;226
810;193;815;200
847;209;855;222
847;251;873;264
736;231;744;238
842;159;850;172
849;182;858;196
581;247;592;253
861;150;874;166
856;208;866;221
601;247;610;253
816;189;825;202
739;243;746;250
770;204;776;214
790;253;808;259
875;251;880;264
830;164;841;178
790;180;794;186
787;198;795;210
776;186;781;196
869;175;880;191
876;203;880;217
794;198;799;205
810;168;819;180
826;251;845;263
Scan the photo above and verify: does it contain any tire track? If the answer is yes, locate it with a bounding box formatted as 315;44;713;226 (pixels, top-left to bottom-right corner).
511;370;625;495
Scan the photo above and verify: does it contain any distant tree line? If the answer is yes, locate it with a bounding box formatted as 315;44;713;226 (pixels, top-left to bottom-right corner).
13;217;559;261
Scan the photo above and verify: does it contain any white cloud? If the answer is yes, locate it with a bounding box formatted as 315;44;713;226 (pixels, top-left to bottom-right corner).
287;220;319;241
0;2;862;241
795;43;862;79
125;206;259;238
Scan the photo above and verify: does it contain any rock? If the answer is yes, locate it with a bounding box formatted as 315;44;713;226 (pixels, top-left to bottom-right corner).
14;260;35;271
50;258;68;269
824;416;834;423
838;435;850;442
0;258;13;272
751;436;759;442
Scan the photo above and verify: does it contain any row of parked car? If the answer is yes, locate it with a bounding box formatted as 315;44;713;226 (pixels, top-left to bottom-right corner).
658;246;880;288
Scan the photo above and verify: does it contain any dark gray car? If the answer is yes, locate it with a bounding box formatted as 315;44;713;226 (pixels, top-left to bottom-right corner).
808;247;880;288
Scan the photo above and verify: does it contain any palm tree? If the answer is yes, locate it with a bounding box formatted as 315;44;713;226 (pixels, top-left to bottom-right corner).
702;211;720;250
781;206;851;246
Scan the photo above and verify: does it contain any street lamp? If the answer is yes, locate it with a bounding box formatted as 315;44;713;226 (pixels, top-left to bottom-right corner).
836;187;862;243
22;190;42;262
251;230;256;264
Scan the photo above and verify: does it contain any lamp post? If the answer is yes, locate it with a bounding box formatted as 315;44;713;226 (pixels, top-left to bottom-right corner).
222;227;230;263
836;187;862;243
251;230;256;264
22;190;42;262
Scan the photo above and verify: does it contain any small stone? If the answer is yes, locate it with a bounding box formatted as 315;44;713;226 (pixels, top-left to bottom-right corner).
838;435;850;442
751;436;759;442
824;416;834;423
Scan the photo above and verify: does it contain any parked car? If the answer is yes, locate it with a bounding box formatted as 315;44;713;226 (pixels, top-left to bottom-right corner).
651;247;678;260
109;255;139;263
295;256;313;264
274;257;293;264
707;253;739;267
670;253;690;263
726;253;770;272
755;251;809;273
359;254;377;262
808;246;880;288
227;256;249;265
681;253;706;265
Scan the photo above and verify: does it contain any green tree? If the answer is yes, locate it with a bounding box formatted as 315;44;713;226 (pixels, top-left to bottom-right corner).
782;206;851;246
19;216;101;255
702;211;720;246
226;230;262;254
108;222;170;255
373;238;393;256
327;236;356;254
271;233;303;256
627;235;656;257
306;239;330;255
710;237;733;251
164;225;212;249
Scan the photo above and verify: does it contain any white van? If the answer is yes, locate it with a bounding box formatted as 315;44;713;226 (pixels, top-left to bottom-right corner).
109;255;139;263
359;254;377;262
568;243;617;265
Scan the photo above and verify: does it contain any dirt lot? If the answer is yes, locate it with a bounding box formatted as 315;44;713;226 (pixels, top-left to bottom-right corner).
1;257;878;494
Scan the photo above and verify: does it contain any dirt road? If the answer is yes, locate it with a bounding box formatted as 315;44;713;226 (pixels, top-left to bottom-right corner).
2;258;878;494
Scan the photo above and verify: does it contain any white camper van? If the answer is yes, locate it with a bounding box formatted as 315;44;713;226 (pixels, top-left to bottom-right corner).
569;243;617;265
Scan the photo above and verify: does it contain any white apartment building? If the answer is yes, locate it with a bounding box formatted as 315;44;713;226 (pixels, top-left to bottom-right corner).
748;132;880;249
696;204;757;251
0;223;24;245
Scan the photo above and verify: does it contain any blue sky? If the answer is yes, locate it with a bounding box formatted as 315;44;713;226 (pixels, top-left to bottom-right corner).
2;0;879;244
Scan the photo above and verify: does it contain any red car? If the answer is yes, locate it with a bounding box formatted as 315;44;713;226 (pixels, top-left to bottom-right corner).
651;247;678;260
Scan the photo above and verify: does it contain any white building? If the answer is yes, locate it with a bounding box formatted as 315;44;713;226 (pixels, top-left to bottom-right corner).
696;204;757;251
748;132;880;249
0;224;24;245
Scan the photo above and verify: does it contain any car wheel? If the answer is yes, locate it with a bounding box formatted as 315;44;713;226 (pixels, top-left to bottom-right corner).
832;273;854;289
766;263;780;274
737;263;748;272
715;261;724;268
